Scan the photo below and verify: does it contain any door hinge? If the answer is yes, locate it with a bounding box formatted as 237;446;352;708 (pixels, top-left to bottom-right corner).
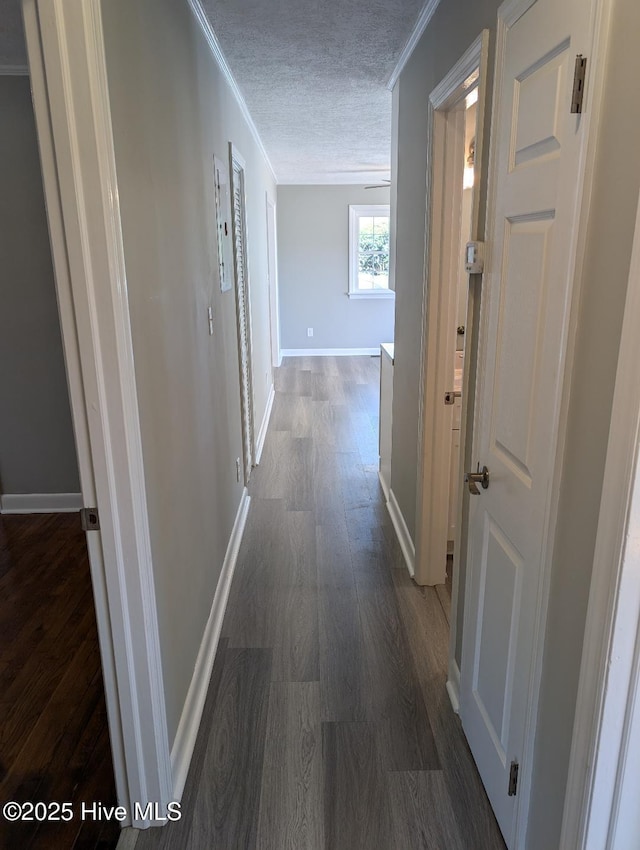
508;760;519;796
80;507;100;531
571;55;587;114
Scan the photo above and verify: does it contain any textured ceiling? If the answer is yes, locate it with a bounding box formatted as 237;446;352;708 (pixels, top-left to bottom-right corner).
201;0;425;183
0;0;426;184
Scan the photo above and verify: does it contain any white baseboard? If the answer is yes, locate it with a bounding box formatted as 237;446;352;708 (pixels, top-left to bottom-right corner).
170;488;251;799
386;489;416;577
446;660;461;714
280;347;380;357
0;492;83;514
0;64;29;75
255;383;275;466
378;469;390;502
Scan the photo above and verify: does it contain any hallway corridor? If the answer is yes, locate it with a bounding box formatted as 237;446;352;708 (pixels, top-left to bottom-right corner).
134;355;505;849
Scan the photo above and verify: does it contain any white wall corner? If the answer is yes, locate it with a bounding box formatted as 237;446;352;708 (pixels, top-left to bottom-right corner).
170;488;251;799
386;489;416;577
0;492;83;514
255;383;275;466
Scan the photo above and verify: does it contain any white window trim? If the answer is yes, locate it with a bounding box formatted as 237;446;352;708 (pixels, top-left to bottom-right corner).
348;204;394;299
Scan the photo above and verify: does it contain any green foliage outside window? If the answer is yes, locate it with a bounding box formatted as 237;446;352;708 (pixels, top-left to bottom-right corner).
358;216;389;288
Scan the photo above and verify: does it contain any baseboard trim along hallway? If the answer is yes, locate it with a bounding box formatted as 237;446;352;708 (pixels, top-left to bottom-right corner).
255;383;275;466
386;488;416;577
447;661;461;714
170;487;251;799
0;492;84;514
280;348;380;357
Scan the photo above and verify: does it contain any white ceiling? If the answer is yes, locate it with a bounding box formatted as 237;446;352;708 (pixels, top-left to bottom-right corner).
199;0;425;183
0;0;427;184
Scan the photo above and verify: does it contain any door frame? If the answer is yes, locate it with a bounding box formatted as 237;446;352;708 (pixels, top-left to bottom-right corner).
265;192;281;367
1;41;130;804
561;191;640;850
229;143;257;483
414;30;490;595
460;0;612;845
22;0;173;826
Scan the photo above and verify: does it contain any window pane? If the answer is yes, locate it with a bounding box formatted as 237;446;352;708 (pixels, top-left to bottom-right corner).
359;219;389;253
372;217;389;239
358;247;389;290
358;213;389;290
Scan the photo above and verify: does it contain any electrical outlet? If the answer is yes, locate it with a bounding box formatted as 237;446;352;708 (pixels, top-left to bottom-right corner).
236;457;241;483
307;327;313;337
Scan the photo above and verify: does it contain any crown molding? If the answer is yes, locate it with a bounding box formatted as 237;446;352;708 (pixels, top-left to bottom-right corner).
0;64;29;75
187;0;278;184
387;0;442;91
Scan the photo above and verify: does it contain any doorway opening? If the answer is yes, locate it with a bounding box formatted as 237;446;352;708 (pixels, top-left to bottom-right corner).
0;71;119;848
413;34;489;666
265;194;281;369
410;19;493;819
443;87;478;602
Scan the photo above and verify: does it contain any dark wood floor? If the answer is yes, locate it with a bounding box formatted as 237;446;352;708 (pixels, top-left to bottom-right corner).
0;512;119;850
135;355;506;850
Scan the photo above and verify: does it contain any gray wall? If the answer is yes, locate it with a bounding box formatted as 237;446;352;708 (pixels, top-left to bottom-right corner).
390;0;639;847
101;0;277;746
0;75;79;497
277;185;395;351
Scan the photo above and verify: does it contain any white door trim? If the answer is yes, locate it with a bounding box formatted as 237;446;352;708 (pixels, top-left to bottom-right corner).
415;32;488;590
461;0;611;845
561;192;640;850
22;0;172;826
266;193;281;367
229;142;257;480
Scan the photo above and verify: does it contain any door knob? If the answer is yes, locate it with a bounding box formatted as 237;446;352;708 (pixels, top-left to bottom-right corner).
465;463;490;495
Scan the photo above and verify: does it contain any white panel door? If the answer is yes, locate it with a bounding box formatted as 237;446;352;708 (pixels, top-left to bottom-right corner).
460;0;594;844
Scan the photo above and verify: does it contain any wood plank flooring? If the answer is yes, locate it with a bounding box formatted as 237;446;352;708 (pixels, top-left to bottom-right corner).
135;355;506;850
0;512;119;850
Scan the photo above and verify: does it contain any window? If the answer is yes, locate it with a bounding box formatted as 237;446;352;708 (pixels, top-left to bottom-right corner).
348;204;394;298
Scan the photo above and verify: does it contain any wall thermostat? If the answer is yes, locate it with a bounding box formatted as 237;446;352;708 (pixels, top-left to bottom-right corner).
465;241;485;274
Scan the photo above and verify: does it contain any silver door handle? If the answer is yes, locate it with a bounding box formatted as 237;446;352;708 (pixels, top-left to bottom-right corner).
465;464;490;495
